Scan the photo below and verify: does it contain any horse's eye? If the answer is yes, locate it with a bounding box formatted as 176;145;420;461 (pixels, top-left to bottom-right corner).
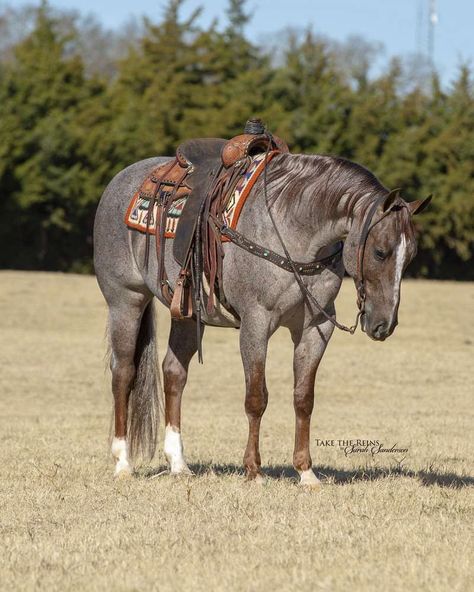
374;248;386;261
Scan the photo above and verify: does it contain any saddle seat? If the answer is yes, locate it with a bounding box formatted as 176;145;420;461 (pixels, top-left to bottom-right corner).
176;133;287;171
176;138;226;169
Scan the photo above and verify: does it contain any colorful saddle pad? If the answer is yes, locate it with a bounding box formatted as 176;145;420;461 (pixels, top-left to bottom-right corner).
125;151;278;241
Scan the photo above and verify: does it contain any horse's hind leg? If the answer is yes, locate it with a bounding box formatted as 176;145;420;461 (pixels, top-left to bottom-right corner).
162;319;201;474
108;293;153;477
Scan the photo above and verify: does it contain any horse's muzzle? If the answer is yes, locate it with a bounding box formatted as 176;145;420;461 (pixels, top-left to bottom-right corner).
363;316;398;341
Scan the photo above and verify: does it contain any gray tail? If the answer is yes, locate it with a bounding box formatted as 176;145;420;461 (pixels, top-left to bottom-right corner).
128;302;161;462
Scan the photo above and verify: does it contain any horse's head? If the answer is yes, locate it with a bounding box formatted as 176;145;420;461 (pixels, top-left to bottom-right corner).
344;191;431;341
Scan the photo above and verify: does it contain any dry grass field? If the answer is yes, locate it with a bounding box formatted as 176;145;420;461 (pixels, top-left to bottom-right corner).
0;271;473;592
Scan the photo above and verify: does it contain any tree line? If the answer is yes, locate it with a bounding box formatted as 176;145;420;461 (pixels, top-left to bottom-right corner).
0;0;472;278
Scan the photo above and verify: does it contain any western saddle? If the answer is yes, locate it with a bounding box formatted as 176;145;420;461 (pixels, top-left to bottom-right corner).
142;119;289;343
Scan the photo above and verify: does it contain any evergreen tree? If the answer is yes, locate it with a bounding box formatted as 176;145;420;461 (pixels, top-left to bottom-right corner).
419;67;474;276
268;31;353;153
0;1;472;277
106;0;203;162
226;0;251;39
180;0;274;138
343;59;403;168
0;2;102;270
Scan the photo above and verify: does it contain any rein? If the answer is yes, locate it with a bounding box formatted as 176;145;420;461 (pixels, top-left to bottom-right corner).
260;140;360;334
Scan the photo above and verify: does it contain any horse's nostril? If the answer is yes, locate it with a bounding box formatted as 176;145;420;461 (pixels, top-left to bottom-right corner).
373;322;388;339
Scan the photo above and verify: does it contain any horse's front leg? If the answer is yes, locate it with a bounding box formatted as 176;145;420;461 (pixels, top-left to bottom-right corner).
290;316;335;487
162;318;202;474
239;316;270;481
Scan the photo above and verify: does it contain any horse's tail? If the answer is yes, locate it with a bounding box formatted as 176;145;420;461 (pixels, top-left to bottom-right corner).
128;301;161;462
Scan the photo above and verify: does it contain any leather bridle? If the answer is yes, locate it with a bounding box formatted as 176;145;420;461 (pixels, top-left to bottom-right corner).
353;189;400;324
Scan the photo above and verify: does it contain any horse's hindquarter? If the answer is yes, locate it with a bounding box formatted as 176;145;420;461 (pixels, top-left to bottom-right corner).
94;157;174;305
94;155;241;320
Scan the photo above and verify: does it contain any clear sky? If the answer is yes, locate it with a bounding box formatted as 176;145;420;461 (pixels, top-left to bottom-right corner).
8;0;474;83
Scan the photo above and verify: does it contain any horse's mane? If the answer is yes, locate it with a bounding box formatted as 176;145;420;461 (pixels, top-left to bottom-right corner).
264;153;389;222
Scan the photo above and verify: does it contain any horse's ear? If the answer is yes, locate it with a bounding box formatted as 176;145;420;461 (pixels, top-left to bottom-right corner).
408;195;432;215
382;188;401;212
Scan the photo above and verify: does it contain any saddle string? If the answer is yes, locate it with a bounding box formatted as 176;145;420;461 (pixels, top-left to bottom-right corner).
144;159;177;270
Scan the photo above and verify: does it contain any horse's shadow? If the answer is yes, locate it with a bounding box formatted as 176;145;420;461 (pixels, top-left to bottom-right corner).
146;462;473;489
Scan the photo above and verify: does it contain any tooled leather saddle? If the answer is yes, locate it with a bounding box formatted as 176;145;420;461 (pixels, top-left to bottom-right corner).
136;119;289;341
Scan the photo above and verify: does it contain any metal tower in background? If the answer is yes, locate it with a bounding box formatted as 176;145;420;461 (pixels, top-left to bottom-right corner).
416;0;438;66
428;0;438;64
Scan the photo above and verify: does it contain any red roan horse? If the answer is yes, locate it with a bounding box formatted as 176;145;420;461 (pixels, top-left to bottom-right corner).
94;140;430;485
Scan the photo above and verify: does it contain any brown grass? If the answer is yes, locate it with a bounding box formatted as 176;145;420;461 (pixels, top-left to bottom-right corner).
0;271;472;591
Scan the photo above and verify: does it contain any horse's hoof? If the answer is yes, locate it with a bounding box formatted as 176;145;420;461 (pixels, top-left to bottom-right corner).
114;467;133;480
245;473;266;485
299;481;322;491
170;465;194;477
298;469;321;489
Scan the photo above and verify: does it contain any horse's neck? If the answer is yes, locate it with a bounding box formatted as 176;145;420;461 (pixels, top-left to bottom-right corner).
300;191;370;254
255;157;374;258
330;194;370;238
